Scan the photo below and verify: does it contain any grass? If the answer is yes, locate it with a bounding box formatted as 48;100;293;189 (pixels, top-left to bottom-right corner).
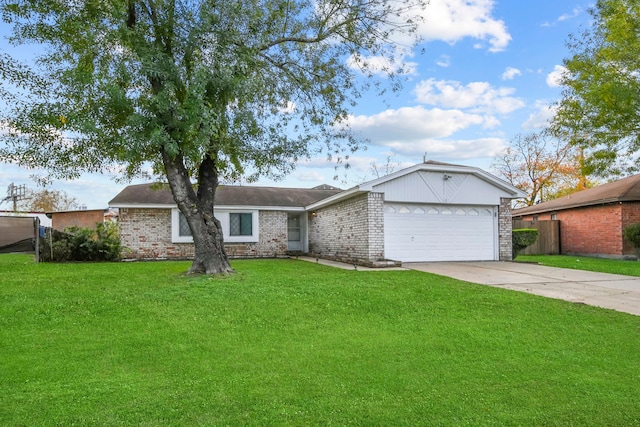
517;254;640;276
1;253;640;426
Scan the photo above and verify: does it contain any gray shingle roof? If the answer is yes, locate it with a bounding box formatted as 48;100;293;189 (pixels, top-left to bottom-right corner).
513;174;640;216
109;183;344;208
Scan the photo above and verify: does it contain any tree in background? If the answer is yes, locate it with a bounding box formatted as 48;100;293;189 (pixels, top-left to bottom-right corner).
0;0;427;274
353;153;406;184
16;188;80;212
369;154;404;179
492;132;594;207
551;0;640;177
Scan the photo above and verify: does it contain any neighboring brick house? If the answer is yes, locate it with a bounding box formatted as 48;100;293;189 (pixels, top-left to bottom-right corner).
109;162;525;265
512;174;640;259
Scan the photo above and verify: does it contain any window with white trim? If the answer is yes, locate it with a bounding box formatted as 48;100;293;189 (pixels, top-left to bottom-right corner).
222;210;259;242
171;209;194;243
171;208;259;243
230;213;253;236
178;211;192;237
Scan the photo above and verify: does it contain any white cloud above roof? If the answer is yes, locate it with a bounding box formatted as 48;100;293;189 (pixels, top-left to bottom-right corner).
348;106;485;140
414;78;525;114
344;106;506;159
386;137;506;159
419;0;511;52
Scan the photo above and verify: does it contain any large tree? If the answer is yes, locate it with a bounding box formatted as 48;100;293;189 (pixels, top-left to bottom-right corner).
552;0;640;177
492;132;592;207
0;0;426;274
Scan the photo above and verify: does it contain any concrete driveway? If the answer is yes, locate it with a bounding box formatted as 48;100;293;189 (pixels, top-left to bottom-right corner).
407;261;640;316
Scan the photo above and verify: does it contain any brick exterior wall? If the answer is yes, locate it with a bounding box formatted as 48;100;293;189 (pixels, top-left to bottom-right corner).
621;202;640;257
498;198;514;261
560;205;624;256
118;192;516;263
225;211;288;258
518;202;640;258
118;208;287;260
308;192;385;264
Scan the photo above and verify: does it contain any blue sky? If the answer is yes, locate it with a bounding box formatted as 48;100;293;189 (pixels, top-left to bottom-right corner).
0;0;593;209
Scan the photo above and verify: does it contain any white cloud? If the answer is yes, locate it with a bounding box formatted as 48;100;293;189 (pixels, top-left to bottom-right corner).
419;0;511;52
344;106;507;160
522;103;557;130
546;65;567;87
558;7;581;22
346;49;418;76
436;55;451;68
348;106;486;142
501;67;521;80
386;137;506;159
295;170;327;183
414;78;525;114
542;7;582;27
346;0;510;75
278;100;296;114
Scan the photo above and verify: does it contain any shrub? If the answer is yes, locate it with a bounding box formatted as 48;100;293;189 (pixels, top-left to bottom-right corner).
39;222;121;262
623;223;640;259
512;228;538;258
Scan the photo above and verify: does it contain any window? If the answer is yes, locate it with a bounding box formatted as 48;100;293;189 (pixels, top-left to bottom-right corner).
178;212;192;237
230;213;252;236
172;209;195;243
172;208;259;243
222;210;258;242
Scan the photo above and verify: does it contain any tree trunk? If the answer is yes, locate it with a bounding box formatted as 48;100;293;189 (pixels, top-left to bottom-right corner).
162;149;234;275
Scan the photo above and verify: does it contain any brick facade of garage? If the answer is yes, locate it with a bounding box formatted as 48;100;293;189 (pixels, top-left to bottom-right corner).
498;198;515;261
307;192;385;264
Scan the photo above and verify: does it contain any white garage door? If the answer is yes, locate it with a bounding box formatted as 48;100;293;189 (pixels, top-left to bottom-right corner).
384;203;496;262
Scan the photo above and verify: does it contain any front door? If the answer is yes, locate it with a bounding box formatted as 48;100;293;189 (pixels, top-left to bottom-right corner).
287;215;302;251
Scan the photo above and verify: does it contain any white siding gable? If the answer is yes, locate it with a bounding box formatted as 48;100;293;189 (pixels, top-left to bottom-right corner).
372;170;510;205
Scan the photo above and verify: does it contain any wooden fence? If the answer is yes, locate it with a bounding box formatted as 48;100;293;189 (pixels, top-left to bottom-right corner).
513;220;560;255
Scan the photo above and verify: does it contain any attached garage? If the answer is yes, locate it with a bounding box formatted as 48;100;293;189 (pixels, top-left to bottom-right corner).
305;161;526;265
384;203;496;262
354;161;525;263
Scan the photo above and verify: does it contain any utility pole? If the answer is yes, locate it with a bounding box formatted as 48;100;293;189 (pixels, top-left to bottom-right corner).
3;183;27;212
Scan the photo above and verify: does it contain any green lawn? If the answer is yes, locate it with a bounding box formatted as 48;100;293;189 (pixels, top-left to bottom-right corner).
2;253;639;426
517;254;640;276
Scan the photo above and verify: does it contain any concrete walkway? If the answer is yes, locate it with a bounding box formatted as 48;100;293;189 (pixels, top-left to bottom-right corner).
407;261;640;316
296;256;407;271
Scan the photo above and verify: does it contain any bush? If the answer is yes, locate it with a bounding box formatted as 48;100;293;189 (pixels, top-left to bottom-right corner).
623;223;640;259
39;222;121;262
512;228;538;258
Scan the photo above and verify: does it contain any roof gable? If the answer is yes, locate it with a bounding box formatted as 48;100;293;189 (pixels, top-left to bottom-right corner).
359;161;525;197
307;162;526;210
513;174;640;216
369;169;517;205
